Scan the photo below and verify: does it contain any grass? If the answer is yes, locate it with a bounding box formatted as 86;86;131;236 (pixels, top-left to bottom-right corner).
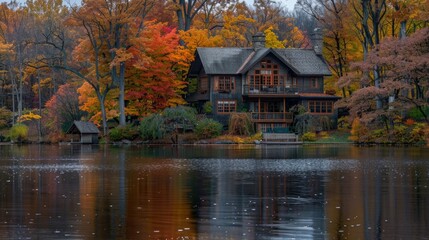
312;130;352;143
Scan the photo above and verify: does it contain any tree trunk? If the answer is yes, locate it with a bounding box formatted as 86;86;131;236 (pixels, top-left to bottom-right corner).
118;63;126;126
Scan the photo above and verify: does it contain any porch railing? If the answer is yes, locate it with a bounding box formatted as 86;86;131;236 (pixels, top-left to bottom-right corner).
251;112;294;123
243;84;298;95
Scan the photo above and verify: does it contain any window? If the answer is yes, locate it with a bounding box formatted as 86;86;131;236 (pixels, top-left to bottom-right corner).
286;77;298;88
310;78;318;88
215;76;235;92
198;76;208;93
308;101;333;113
217;100;236;113
247;58;287;90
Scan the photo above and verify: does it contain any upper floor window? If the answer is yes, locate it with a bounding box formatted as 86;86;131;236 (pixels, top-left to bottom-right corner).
310;78;318;88
248;58;286;89
198;76;209;93
217;100;236;113
214;76;235;92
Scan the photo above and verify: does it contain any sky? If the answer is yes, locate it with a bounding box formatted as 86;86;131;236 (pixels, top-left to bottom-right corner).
14;0;298;13
244;0;297;11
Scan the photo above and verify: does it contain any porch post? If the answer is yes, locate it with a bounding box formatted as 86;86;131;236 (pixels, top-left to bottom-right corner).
283;98;286;121
258;98;261;120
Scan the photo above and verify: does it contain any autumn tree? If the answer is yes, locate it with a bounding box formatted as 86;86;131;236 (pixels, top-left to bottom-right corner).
126;22;188;117
298;0;361;97
45;83;84;140
0;2;33;123
172;0;209;31
338;27;429;127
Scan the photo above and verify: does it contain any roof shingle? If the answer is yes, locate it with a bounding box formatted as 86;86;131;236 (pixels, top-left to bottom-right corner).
191;47;331;76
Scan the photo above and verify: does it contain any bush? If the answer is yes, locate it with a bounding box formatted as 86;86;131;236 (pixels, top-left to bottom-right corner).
0;107;12;129
163;106;197;124
195;118;223;139
407;106;429;121
140;114;166;140
228;113;254;136
8;123;29;142
301;132;316;141
203;102;212;114
109;125;139;141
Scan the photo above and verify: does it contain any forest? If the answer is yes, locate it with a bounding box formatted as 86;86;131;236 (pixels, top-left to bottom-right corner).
0;0;428;144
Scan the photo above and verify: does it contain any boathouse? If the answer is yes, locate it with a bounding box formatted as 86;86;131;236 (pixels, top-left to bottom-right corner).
66;121;100;144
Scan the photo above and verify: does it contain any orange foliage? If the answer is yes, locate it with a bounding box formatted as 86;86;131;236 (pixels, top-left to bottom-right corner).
125;22;189;117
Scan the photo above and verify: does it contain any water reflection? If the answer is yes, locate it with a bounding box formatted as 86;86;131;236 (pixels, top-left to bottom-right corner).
0;144;428;239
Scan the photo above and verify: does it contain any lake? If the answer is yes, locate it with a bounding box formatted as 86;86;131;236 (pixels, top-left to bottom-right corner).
0;144;428;239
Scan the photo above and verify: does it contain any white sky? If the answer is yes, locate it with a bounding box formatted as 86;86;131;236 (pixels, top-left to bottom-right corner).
14;0;297;13
244;0;297;11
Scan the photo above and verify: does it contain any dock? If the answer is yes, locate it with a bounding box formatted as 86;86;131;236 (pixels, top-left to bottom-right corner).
262;133;302;145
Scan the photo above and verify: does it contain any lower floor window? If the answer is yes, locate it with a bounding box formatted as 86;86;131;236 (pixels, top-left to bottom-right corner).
217;100;236;113
308;100;333;113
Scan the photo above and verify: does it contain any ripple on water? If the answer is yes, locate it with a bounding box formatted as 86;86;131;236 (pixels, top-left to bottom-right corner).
168;158;359;173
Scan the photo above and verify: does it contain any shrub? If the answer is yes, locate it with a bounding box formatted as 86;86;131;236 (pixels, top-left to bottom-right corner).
228;113;254;136
202;102;212;114
8;124;29;142
337;116;350;130
349;118;369;143
163;106;197;124
109;125;139;141
409;123;427;143
294;113;316;135
0;107;12;129
407;106;429;121
319;131;330;138
195;118;223;139
301;132;316;141
140;114;166;140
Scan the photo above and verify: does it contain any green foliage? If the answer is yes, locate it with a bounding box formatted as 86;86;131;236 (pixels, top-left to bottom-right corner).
0;107;12;129
187;78;198;94
195;118;223;139
294;113;316;135
8;124;29;142
407;106;429;121
109;124;139;141
302;132;316;141
349;117;428;144
163;106;197;128
337;116;350;130
228;113;254;136
140;114;166;140
203;101;212;114
290;104;307;115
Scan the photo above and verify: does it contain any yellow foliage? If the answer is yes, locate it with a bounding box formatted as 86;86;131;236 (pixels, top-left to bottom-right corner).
264;27;286;48
180;28;223;53
17;112;42;123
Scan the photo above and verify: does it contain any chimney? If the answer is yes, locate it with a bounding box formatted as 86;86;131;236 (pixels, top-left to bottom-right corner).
311;28;323;55
252;32;266;50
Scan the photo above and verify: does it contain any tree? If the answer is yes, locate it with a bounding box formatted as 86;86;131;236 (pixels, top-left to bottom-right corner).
172;0;209;31
339;27;429;126
126;22;188;117
45;83;84;135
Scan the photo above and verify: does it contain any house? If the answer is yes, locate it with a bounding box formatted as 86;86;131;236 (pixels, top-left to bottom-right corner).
66;121;100;144
186;31;340;132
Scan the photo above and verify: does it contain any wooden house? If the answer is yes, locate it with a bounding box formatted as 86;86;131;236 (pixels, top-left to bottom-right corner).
186;31;340;132
66;121;100;144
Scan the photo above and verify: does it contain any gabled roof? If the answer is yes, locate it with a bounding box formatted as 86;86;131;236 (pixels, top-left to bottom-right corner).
67;121;100;134
189;47;331;76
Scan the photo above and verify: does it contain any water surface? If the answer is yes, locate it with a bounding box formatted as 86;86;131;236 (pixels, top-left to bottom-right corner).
0;144;428;239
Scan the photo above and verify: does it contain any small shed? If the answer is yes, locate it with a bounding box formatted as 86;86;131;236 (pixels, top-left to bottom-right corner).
66;121;100;144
